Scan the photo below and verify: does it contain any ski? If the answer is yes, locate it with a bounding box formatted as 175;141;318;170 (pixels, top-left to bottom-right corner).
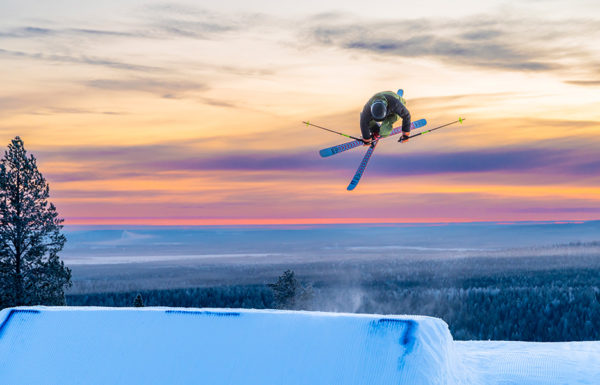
347;141;378;191
319;118;427;158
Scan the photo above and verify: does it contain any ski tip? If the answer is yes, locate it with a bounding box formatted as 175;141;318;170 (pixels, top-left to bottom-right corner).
397;89;404;97
319;149;332;158
412;118;427;129
347;184;356;191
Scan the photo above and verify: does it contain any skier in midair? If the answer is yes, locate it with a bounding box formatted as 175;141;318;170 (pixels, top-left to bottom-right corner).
361;90;411;145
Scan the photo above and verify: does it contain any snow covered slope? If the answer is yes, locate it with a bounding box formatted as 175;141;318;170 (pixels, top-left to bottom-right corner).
0;307;598;385
457;340;600;384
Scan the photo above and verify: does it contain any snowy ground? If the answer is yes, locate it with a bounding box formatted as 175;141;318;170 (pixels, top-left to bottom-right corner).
0;307;598;385
457;341;600;385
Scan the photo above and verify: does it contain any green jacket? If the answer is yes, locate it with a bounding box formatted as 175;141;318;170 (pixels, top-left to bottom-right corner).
360;91;411;139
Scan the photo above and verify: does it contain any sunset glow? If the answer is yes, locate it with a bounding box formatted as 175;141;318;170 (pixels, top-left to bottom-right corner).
1;0;599;225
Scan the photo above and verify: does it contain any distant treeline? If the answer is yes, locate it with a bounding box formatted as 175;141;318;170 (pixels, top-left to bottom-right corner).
356;268;600;341
68;285;274;309
67;267;600;342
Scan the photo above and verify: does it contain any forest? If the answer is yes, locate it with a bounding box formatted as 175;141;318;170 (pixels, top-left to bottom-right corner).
68;264;600;342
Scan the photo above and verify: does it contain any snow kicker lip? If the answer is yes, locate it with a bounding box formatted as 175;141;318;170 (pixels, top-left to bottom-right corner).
0;309;40;338
373;319;418;352
165;310;241;317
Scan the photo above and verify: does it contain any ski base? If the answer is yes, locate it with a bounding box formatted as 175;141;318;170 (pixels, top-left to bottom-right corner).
347;141;378;191
320;118;426;158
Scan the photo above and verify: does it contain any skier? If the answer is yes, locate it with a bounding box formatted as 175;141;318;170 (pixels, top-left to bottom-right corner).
361;90;411;145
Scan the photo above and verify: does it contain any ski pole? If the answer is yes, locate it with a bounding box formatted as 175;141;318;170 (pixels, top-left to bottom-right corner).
400;117;465;142
303;121;365;142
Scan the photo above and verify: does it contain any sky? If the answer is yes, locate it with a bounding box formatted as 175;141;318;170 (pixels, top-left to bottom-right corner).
0;0;599;225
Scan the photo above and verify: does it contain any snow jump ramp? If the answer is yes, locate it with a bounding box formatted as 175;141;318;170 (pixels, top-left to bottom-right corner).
0;307;460;384
0;307;598;385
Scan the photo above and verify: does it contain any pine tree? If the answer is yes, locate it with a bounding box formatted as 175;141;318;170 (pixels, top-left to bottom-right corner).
268;270;298;309
133;293;144;307
268;270;313;310
0;136;71;309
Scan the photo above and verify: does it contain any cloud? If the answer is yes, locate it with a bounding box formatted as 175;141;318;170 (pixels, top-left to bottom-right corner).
85;78;207;98
460;29;503;41
304;13;600;73
371;148;554;175
565;80;600;87
141;3;266;40
0;95;128;116
215;65;275;77
0;12;255;43
0;26;137;39
37;144;175;163
50;188;170;199
0;48;162;72
343;36;553;71
192;147;587;177
0;26;53;38
197;97;237;108
67;28;137;38
0;4;273;43
515;207;600;213
45;171;146;183
29;107;126;115
155;21;233;39
158;154;320;172
0;96;33;112
3;8;598;79
34;135;600;184
35;143;322;180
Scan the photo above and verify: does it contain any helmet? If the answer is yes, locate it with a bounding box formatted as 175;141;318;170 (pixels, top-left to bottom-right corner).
370;99;387;120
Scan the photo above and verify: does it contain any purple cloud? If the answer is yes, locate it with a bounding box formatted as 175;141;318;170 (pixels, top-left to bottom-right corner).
35;138;600;183
516;207;600;213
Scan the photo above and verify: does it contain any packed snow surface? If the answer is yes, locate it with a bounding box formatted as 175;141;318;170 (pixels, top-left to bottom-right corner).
0;307;598;384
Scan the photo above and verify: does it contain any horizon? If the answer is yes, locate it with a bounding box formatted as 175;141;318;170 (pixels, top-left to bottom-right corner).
60;218;594;229
60;220;600;265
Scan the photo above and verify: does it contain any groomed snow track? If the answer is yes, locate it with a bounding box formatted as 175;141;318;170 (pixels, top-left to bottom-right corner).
0;307;599;384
